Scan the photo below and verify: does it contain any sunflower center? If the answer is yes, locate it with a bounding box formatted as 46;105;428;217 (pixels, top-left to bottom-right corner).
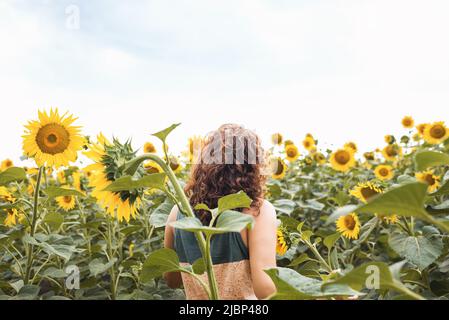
36;123;71;155
430;125;446;139
386;145;398;157
361;187;379;201
287;149;296;157
379;168;389;176
274;160;284;175
63;196;73;203
170;162;180;171
425;174;436;186
335;150;350;165
344;216;356;230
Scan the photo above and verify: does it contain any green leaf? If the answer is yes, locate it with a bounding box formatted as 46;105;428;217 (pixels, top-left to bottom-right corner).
12;285;40;300
140;248;185;283
415;151;449;171
356;183;430;221
322;261;423;300
43;212;64;230
152;123;181;144
102;173;166;192
194;204;211;211
89;258;117;277
192;258;206;275
45;187;85;198
217;191;252;214
170;210;254;236
149;198;174;228
0;167;26;186
265;268;362;300
287;253;311;267
323;233;341;251
273;199;296;215
389;232;444;270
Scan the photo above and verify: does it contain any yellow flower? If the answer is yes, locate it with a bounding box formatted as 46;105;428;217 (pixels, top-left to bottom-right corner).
302;136;316;151
423;122;449;145
284;140;294;147
22;108;84;168
330;148;356;172
402;116;414;129
364;152;375;161
416;123;428;136
144;161;163;174
384;135;395;144
374;165;394;181
188;136;204;162
4;208;19;227
382;144;402;161
56;195;76;212
143;142;156;154
415;170;441;193
72;171;82;191
168;156;183;173
129;243;135;258
1;159;14;171
271;133;283;145
313;152;326;165
344;142;358;153
270;157;287;180
0;187;16;203
84;134;142;223
285;144;300;162
336;213;361;240
57;170;66;184
350;182;383;203
377;214;399;224
276;228;288;256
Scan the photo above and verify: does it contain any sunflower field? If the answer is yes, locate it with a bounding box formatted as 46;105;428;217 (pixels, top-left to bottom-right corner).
1;109;449;300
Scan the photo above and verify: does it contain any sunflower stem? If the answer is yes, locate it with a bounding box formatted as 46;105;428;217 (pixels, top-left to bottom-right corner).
24;166;44;285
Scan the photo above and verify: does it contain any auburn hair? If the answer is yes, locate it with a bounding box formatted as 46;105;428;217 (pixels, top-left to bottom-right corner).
184;124;267;225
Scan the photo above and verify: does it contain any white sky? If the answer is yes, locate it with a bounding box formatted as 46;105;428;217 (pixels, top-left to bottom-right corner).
1;0;449;165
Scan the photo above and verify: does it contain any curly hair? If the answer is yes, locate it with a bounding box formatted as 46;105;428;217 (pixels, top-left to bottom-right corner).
184;124;267;225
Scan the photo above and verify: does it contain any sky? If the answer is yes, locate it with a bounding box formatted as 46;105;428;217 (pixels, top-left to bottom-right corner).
1;0;449;165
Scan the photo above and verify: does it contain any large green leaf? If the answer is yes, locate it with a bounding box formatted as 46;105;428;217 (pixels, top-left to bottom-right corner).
415;151;449;171
152;123;181;144
149;198;174;228
217;191;252;214
45;187;85;198
273;199;296;215
140;248;186;283
89;258;117;277
0;167;26;186
322;261;423;300
102;173;166;192
389;232;443;270
265;268;362;300
170;210;254;236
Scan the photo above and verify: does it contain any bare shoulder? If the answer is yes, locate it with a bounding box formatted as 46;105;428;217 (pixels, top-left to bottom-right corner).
167;205;179;223
248;200;276;222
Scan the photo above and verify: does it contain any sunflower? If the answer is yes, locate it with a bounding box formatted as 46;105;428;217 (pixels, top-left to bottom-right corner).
188;136;204;163
72;171;82;191
84;134;143;223
143;142;156;154
402;116;414;129
330;148;356;172
336;213;361;240
57;170;66;184
344;142;358;153
276;228;289;256
423;122;449;145
384;135;395;144
22;109;84;168
374;165;394;181
376;214;399;224
350;182;383;203
302;136;316;151
382;144;402;161
416;123;428;136
284;140;294;147
168;156;183;173
271;133;283;145
285;144;300;162
270;157;287;180
1;159;14;171
56;195;76;212
0;187;16;203
313;152;326;165
4;208;19;227
144;161;163;174
363;152;375;161
415;170;441;193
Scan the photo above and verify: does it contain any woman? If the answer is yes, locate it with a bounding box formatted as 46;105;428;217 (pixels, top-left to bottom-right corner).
164;124;277;300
